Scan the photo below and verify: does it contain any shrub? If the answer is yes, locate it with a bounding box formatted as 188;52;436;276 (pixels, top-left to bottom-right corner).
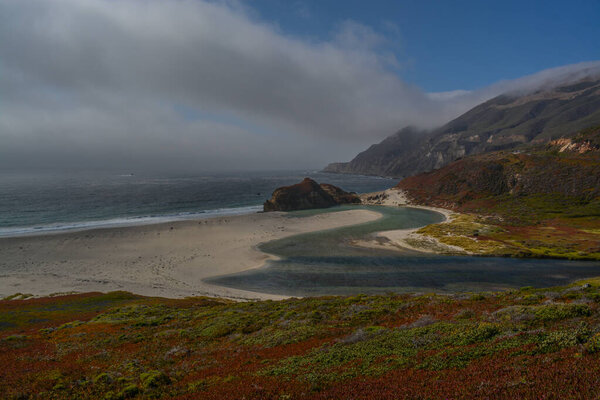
452;323;500;345
338;328;370;344
2;334;28;341
58;320;85;330
93;372;113;385
198;322;235;338
118;384;139;399
587;293;600;303
585;333;600;354
404;315;437;328
455;309;475;320
140;370;170;389
534;304;591;321
538;331;579;352
537;323;591;353
492;306;535;322
418;347;491;371
522;294;544;304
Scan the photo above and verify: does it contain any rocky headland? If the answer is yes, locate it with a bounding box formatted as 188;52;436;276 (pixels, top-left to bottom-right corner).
263;178;360;211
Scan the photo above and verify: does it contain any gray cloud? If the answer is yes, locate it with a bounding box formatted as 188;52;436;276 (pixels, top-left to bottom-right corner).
486;61;600;96
0;0;598;171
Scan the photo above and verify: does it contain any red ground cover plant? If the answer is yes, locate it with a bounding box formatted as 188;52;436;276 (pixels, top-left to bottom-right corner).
2;285;600;399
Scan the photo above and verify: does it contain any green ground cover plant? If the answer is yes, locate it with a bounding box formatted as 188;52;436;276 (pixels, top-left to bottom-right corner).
3;283;600;399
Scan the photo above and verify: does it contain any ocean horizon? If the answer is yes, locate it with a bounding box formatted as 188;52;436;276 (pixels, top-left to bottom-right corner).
0;170;396;237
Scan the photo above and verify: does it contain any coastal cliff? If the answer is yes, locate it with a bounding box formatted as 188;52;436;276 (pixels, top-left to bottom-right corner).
397;126;600;210
392;126;600;260
325;77;600;178
263;178;360;211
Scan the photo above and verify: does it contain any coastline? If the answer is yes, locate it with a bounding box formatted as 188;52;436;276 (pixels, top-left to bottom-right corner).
358;189;600;261
0;208;382;301
0;205;264;239
355;188;463;254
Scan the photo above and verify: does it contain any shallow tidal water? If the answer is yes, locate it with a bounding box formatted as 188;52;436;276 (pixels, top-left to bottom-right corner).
206;206;600;296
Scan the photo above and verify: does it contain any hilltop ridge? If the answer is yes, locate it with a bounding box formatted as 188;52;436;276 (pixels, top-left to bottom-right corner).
325;77;600;178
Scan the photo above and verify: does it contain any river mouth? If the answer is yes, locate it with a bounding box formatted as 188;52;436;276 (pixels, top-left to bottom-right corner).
205;206;600;296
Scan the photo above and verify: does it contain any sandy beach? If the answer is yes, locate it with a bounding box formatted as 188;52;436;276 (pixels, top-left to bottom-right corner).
0;209;382;300
356;188;459;254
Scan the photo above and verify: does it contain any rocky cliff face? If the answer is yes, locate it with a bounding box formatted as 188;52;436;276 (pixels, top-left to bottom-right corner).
396;126;600;210
325;78;600;178
263;178;360;212
323;126;430;176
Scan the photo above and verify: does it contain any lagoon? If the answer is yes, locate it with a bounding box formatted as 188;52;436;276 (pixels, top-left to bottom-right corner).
206;206;600;296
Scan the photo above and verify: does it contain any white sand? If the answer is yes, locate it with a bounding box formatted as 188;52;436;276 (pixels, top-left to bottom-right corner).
359;188;410;206
355;188;459;254
0;209;381;300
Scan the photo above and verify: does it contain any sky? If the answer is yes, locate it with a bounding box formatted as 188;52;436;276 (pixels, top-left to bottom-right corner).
0;0;599;172
250;0;600;91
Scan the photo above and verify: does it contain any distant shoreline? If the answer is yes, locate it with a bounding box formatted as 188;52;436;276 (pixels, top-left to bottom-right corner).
0;204;263;239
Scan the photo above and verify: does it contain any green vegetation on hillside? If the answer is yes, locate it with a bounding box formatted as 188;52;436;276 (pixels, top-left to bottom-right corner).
399;126;600;260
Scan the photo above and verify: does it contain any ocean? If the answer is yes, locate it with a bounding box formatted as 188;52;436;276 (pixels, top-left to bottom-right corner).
0;170;396;237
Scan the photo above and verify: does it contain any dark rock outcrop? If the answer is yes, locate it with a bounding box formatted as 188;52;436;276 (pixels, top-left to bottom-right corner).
263;178;360;212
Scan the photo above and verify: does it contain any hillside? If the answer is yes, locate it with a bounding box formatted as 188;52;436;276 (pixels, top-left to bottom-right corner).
325;77;600;178
398;126;600;208
396;126;600;260
323;126;431;177
4;285;600;399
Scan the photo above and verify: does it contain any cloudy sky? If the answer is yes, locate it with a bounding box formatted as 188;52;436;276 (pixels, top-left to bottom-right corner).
1;0;599;172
